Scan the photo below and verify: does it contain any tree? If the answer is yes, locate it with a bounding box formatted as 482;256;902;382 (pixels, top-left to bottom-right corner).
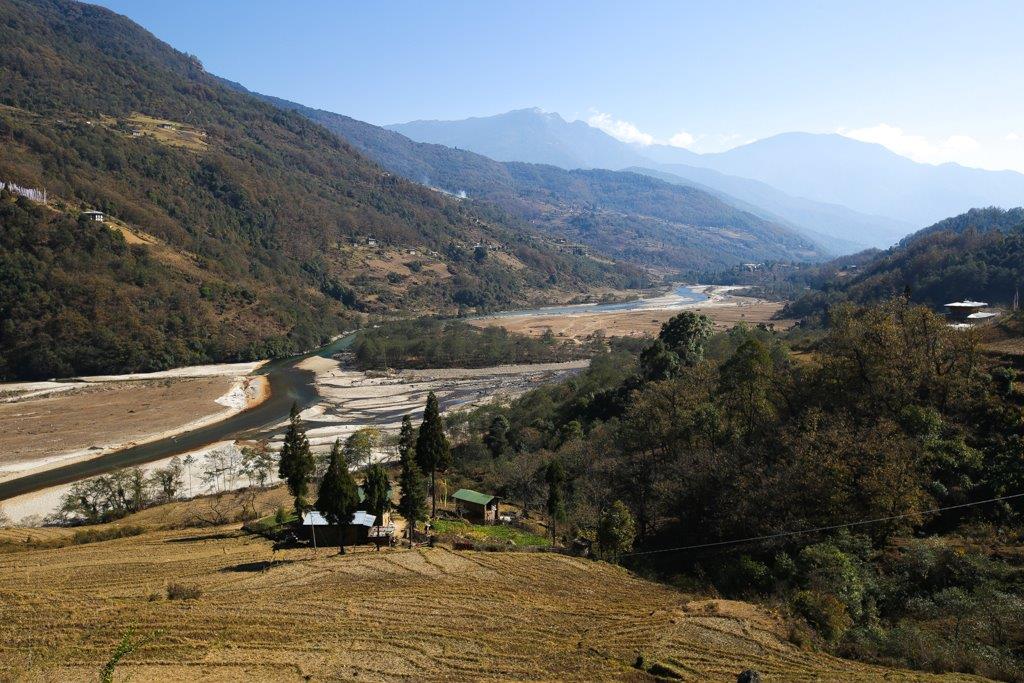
596;500;636;561
316;439;359;554
658;311;713;366
278;402;315;519
398;414;417;462
639;339;680;381
150;457;183;502
363;463;391;521
484;415;511;458
182;454;196;497
416;392;451;517
343;427;380;472
398;439;428;539
545;460;567;544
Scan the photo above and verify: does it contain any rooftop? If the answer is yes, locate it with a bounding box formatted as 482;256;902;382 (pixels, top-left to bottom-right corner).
453;488;496;506
944;300;989;308
302;510;377;527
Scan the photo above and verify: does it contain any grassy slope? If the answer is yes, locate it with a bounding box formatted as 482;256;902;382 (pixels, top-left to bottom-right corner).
0;519;980;681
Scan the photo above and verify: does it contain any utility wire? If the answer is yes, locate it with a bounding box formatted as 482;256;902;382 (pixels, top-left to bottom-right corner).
619;491;1024;558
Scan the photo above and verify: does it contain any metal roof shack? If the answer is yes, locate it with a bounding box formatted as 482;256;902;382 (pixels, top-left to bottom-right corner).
301;510;377;546
944;300;998;324
452;488;501;525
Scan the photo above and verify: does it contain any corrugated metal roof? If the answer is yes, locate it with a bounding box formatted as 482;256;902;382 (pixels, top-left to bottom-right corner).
944;300;988;308
302;510;377;527
453;489;495;505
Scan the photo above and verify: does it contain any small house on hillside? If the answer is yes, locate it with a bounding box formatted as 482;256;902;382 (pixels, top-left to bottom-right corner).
79;210;104;223
453;489;500;525
301;510;376;546
944;300;998;324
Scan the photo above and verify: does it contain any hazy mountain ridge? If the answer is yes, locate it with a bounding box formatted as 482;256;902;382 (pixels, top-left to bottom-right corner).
389;109;1024;251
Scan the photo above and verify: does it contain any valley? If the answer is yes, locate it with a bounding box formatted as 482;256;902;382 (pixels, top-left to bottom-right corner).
2;1;1023;681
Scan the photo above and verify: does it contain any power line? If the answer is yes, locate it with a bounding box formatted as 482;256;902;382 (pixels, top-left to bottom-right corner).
619;491;1024;559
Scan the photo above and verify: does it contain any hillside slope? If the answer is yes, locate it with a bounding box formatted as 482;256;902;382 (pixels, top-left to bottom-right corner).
781;207;1024;316
247;95;827;270
0;523;976;682
0;0;634;380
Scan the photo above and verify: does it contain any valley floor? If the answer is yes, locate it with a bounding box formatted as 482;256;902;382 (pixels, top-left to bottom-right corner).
0;363;265;483
473;286;792;341
0;523;982;682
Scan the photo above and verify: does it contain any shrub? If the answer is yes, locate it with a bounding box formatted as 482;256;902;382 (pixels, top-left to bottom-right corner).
166;582;202;600
792;590;852;643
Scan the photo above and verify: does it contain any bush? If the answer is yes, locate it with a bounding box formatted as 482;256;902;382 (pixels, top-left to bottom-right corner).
166;582;202;600
792;590;852;643
71;525;146;545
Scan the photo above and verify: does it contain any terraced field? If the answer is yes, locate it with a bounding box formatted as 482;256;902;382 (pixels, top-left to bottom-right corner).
0;525;983;682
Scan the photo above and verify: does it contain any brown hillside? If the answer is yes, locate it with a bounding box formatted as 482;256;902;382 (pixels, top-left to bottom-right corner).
0;524;981;682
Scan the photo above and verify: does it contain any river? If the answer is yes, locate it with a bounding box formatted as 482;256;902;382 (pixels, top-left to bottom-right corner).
0;285;709;501
0;335;356;501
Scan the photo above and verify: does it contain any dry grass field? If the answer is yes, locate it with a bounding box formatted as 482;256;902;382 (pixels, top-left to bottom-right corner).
0;522;982;682
475;300;793;342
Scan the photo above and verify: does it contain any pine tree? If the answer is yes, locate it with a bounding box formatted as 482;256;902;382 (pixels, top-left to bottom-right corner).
416;392;450;517
316;439;359;554
363;463;390;521
278;402;315;519
545;460;566;545
398;440;427;539
398;414;416;462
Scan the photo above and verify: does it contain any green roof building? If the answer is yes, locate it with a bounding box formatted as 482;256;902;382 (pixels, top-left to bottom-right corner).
452;488;501;525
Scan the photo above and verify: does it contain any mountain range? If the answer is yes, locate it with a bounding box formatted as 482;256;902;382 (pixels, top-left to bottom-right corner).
389;109;1024;251
237;90;825;270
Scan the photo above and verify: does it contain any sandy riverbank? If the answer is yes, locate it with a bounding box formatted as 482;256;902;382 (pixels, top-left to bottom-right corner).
0;363;267;484
474;285;793;340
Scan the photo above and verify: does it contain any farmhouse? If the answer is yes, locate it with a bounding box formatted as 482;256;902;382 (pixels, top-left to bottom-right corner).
453;488;500;525
79;210;104;222
301;510;377;546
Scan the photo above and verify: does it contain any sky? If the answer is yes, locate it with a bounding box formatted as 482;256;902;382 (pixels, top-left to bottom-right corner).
93;0;1024;172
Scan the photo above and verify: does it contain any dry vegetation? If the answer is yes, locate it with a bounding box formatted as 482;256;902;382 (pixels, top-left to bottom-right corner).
0;520;979;681
475;300;792;342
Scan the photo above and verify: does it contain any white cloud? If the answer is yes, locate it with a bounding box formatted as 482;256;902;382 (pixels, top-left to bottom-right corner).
1007;132;1023;142
667;131;695;148
837;123;979;165
586;111;654;146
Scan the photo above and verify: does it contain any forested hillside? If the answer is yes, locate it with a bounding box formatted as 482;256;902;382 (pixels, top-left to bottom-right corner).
250;93;827;270
0;0;636;379
450;304;1024;679
779;208;1024;318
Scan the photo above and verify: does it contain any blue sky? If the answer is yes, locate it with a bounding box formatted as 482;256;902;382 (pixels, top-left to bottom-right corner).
94;0;1024;171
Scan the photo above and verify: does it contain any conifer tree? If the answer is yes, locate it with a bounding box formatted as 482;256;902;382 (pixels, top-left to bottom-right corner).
398;414;416;462
316;438;359;554
545;460;566;545
363;463;390;521
278;402;314;519
398;416;428;538
415;392;450;517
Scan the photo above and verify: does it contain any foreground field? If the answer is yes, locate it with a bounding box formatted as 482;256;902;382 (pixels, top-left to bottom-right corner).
0;524;979;682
